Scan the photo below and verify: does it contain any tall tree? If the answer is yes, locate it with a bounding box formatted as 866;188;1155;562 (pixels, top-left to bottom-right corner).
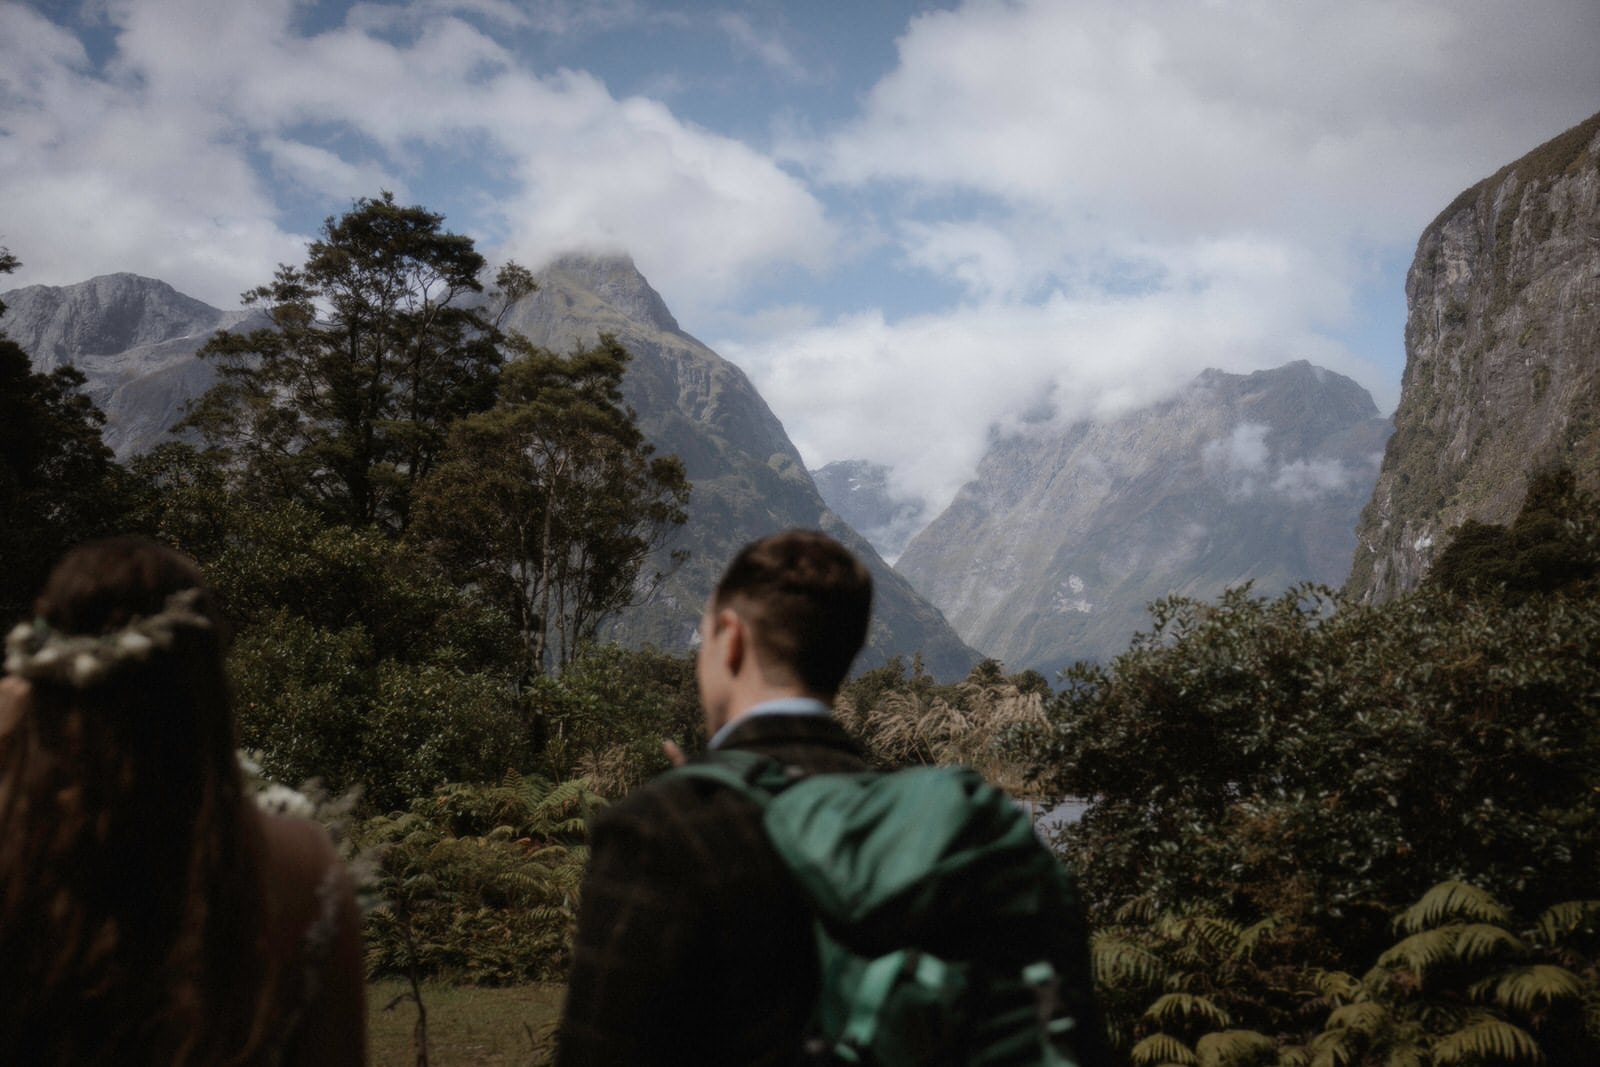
183;193;532;533
0;249;128;621
410;335;690;676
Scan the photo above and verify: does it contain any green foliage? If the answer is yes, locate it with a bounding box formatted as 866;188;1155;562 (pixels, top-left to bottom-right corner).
360;773;603;985
522;642;700;798
1428;466;1600;602
1032;577;1600;966
1305;882;1597;1067
1097;883;1598;1066
409;335;690;676
183;192;519;533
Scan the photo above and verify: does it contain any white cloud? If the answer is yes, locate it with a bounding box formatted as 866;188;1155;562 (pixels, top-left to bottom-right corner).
727;0;1589;520
0;0;837;317
1272;458;1355;501
716;11;807;81
719;262;1378;515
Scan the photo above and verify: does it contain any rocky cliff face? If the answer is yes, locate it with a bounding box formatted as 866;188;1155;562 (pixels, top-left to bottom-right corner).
810;459;928;563
897;362;1390;674
503;255;977;677
1347;112;1600;602
0;273;254;456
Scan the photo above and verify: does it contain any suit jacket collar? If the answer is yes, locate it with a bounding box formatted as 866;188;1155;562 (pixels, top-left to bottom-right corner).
714;711;862;757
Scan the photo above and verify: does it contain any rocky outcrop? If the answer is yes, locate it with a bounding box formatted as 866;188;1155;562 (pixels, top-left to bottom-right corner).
810;459;928;563
504;255;978;677
0;274;254;456
897;362;1390;674
1347;112;1600;602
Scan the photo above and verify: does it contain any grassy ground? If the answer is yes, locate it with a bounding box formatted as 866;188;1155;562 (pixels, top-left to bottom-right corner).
367;979;565;1067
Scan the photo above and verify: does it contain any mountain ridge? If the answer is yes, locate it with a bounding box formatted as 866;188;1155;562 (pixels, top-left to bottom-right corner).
897;360;1391;674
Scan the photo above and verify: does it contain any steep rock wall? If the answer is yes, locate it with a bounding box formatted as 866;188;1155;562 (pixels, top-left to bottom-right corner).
1348;112;1600;601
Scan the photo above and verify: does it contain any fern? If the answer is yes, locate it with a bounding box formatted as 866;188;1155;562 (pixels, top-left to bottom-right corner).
1452;922;1526;963
1193;1029;1274;1067
1143;992;1231;1029
1129;1032;1198;1066
1093;933;1166;989
1324;1002;1388;1034
1429;1017;1542;1064
1378;926;1462;976
1485;964;1585;1015
1395;881;1510;934
1531;899;1600;947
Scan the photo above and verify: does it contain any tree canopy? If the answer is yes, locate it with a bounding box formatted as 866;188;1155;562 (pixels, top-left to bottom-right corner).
410;335;690;676
183;192;531;533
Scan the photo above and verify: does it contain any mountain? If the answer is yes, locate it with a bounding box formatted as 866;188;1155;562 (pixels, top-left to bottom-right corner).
1;259;978;677
0;273;256;457
896;361;1391;675
500;254;977;676
1347;111;1600;602
810;459;928;563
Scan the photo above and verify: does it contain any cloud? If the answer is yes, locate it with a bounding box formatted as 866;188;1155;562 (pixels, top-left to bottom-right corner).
715;11;807;81
1271;458;1356;501
727;0;1590;521
719;259;1377;516
0;0;837;317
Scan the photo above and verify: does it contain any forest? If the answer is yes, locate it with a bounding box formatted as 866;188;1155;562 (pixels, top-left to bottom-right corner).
3;198;1597;1067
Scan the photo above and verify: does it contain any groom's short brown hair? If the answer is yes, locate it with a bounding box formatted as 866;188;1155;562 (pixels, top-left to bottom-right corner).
713;529;872;696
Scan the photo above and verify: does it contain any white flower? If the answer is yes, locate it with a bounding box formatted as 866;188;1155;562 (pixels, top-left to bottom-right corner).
255;783;315;819
70;652;102;685
32;646;62;667
117;632;155;657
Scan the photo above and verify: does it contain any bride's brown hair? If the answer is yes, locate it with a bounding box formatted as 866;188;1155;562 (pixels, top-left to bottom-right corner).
0;537;273;1065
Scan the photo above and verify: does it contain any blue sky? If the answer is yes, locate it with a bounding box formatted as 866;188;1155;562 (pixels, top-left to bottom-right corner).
3;0;1597;517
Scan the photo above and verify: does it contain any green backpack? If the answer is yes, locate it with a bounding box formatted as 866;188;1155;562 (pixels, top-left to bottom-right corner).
671;749;1099;1067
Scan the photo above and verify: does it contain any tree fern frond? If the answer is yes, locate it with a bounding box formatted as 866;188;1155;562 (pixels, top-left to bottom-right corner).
1325;1002;1388;1035
1383;1047;1426;1067
1178;915;1247;959
1312;970;1365;1005
1378;926;1461;975
1308;1027;1359;1067
1531;899;1600;947
1429;1018;1542;1065
1233;917;1278;961
1276;1045;1311;1067
1194;1029;1275;1067
1130;1032;1198;1066
1116;895;1161;925
1487;964;1585;1015
1144;992;1231;1029
1396;881;1510;934
1093;934;1166;989
1452;922;1525;963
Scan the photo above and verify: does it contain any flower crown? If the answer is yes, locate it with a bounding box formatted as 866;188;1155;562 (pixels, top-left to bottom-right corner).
3;589;213;688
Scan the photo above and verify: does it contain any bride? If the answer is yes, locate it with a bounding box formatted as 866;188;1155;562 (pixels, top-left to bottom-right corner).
0;537;365;1065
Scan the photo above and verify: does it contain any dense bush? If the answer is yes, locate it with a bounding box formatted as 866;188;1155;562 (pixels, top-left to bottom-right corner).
1029;582;1600;970
361;774;603;985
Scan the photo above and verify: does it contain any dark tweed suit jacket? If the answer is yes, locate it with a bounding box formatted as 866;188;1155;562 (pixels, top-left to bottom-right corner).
556;713;867;1067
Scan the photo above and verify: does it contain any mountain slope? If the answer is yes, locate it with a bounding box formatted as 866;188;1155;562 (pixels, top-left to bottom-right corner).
502;254;977;676
898;361;1390;674
2;261;977;677
1347;111;1600;601
0;273;255;456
